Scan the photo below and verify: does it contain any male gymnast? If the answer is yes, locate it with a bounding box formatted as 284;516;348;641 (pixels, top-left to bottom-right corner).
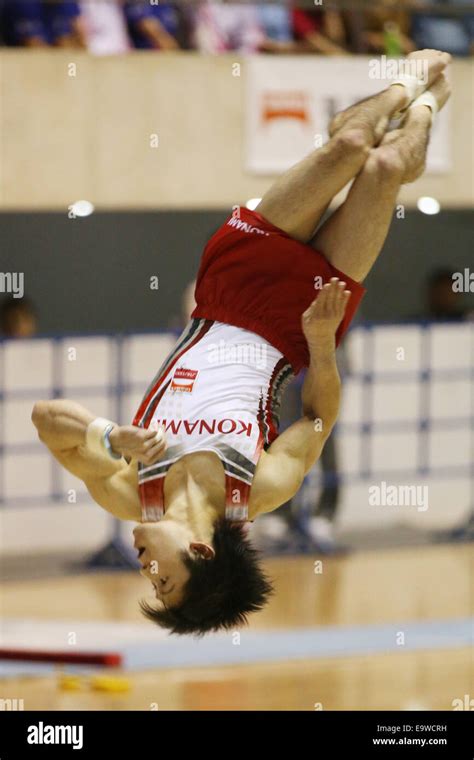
32;50;451;634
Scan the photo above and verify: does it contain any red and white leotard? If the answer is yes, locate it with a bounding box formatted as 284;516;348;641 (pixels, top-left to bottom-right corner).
133;319;294;522
133;208;365;523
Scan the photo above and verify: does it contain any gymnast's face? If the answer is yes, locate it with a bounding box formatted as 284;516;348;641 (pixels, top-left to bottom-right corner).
133;522;192;607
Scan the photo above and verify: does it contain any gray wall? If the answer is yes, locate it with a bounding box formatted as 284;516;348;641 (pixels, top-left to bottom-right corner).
1;210;473;334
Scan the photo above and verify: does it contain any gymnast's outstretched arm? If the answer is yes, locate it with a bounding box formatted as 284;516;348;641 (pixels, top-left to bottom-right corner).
251;278;349;514
31;401;165;519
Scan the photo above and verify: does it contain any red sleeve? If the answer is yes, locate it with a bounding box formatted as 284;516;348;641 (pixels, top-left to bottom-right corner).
292;9;322;39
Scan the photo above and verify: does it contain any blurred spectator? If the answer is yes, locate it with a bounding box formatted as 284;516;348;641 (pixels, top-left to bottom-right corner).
0;297;38;338
166;277;197;331
292;5;350;55
192;1;263;54
2;0;82;48
361;0;416;55
75;1;130;55
3;1;473;57
124;1;180;50
0;0;6;45
257;3;295;54
412;0;474;57
424;268;470;321
182;279;197;325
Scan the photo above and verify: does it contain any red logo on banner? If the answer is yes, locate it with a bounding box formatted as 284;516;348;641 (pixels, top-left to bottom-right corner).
171;367;198;393
261;91;310;125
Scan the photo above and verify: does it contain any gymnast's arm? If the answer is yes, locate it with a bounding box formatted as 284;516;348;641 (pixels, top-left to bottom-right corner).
31;400;165;518
251;279;348;513
251;340;340;513
31;400;126;480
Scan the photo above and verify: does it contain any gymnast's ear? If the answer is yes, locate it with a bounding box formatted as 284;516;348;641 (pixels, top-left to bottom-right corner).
190;542;215;560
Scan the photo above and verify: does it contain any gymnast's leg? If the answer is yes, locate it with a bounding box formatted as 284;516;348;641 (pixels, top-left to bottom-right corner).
309;75;451;283
257;49;450;244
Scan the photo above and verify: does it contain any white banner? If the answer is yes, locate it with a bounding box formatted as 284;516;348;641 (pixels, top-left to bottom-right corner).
245;56;451;175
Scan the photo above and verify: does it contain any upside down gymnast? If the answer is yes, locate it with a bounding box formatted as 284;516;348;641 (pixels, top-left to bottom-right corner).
32;50;451;635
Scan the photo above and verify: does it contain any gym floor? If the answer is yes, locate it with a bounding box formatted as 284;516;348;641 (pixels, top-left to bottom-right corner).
1;543;472;710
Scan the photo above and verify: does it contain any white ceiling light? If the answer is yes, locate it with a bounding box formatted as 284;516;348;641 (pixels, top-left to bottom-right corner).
71;200;95;217
417;196;440;215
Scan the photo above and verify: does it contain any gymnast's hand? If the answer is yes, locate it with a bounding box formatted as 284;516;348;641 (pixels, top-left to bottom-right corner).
302;277;351;350
108;425;166;465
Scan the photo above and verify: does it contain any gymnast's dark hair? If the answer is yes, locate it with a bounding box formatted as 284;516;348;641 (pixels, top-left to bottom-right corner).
139;518;274;636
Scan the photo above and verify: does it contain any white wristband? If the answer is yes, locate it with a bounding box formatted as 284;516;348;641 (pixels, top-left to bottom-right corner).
390;75;426;119
408;91;439;122
390;74;425;103
86;417;122;461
